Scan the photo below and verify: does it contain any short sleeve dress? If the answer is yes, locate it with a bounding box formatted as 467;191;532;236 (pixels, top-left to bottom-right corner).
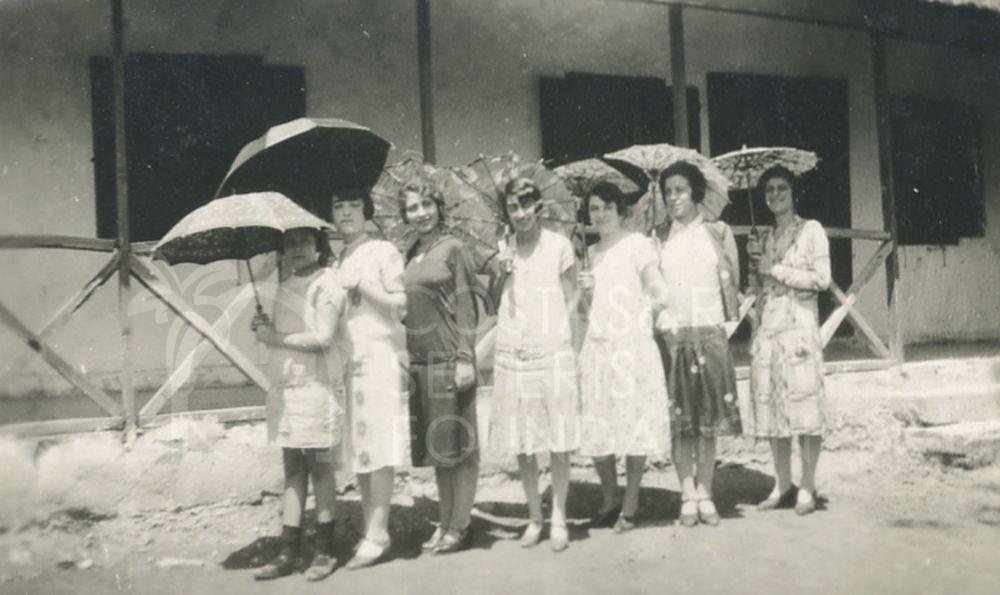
748;217;831;438
404;234;480;467
489;228;581;456
336;238;410;473
579;233;670;457
266;267;348;451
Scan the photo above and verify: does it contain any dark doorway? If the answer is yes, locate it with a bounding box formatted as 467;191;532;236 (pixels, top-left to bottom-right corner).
90;53;306;241
707;72;852;333
539;72;700;166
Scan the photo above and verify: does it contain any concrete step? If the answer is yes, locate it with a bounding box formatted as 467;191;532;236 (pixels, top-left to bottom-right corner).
905;419;1000;469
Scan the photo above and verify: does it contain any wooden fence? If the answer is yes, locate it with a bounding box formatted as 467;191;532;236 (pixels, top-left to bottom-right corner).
0;222;899;438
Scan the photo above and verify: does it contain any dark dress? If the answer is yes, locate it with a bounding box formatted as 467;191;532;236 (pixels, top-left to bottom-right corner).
404;234;480;467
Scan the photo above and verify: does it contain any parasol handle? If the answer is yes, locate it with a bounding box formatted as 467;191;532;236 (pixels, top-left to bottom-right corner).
575;224;590;271
746;188;757;233
245;259;263;315
651;182;657;238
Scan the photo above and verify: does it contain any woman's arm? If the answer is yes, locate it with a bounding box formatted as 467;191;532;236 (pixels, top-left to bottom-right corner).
766;221;831;291
355;275;407;318
355;244;407;320
641;249;680;331
641;261;671;310
451;244;480;363
451;244;480;390
561;262;588;349
722;223;740;283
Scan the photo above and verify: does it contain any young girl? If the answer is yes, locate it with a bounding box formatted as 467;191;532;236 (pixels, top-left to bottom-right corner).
253;227;347;581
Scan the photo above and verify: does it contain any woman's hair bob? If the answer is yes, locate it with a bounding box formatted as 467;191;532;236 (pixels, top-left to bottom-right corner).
579;181;632;225
397;178;446;225
330;188;375;220
658;161;707;205
500;176;542;225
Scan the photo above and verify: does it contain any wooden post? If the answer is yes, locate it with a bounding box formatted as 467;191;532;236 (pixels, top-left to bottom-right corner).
416;0;436;163
669;4;689;148
111;0;136;439
870;33;905;364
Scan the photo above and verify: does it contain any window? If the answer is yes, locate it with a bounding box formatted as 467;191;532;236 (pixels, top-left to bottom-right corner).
539;72;700;165
890;95;985;245
90;53;306;241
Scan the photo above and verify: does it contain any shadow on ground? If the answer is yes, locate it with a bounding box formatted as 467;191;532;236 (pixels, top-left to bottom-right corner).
222;495;505;571
222;462;803;570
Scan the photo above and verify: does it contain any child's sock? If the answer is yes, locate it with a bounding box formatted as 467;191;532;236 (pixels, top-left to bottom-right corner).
315;521;336;557
280;524;302;558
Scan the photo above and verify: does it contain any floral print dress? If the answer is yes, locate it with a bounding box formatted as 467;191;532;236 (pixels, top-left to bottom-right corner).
748;216;831;438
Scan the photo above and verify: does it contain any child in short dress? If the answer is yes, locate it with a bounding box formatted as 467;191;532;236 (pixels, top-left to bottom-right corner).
253;227;347;582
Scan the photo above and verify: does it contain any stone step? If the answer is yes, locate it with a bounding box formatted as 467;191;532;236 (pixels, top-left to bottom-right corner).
889;384;1000;427
905;419;1000;468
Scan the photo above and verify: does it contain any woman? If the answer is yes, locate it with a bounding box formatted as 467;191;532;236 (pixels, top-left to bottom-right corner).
401;178;481;554
489;176;580;552
655;161;742;527
331;188;409;569
747;165;830;516
577;182;671;532
252;228;345;581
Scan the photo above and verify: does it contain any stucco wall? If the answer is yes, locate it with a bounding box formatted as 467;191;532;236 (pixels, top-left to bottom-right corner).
0;0;996;401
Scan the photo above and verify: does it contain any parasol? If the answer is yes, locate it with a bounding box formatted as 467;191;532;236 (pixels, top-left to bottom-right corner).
216;117;391;219
154;191;333;312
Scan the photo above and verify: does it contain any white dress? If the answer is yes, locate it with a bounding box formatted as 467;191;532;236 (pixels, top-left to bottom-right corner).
579;233;670;457
266;267;348;450
489;228;581;456
336;238;410;473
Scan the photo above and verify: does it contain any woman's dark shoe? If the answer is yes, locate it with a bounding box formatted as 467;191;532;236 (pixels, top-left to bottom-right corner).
304;554;337;581
421;526;446;552
253;552;298;580
345;538;390;570
612;515;636;534
433;527;473;555
590;503;623;529
758;485;798;511
679;499;699;528
795;490;817;516
697;499;720;527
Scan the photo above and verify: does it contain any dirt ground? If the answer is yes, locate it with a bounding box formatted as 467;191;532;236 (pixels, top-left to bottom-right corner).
1;446;999;594
2;354;999;594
